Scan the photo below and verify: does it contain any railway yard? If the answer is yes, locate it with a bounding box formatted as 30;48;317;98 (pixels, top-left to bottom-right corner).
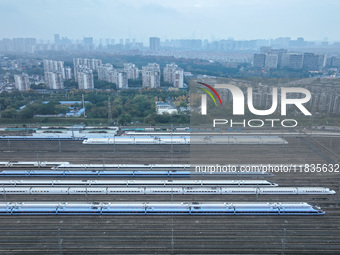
0;134;339;254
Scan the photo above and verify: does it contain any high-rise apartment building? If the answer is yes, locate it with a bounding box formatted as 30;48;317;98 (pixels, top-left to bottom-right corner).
44;71;64;89
98;64;114;81
302;53;320;71
73;58;102;81
253;54;266;68
54;34;60;44
142;63;160;88
77;68;94;90
123;63;139;80
14;73;30;91
43;59;65;78
149;37;160;51
288;54;304;69
98;64;128;89
65;67;72;80
163;63;184;88
264;54;278;69
108;70;128;89
43;59;66;89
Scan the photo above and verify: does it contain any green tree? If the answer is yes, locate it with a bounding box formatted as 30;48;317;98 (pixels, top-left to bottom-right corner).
1;108;17;118
118;113;132;125
18;107;34;118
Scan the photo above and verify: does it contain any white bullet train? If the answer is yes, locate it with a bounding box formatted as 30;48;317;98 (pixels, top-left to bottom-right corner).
0;179;278;187
53;163;191;170
0;186;335;195
82;136;288;145
0;202;325;215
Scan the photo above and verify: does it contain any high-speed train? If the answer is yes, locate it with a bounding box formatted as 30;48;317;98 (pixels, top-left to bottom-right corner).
0;170;271;177
0;186;335;195
83;136;190;145
0;202;325;215
0;161;69;168
53;163;191;171
52;163;274;176
123;132;189;136
82;136;288;145
0;136;82;141
0;179;278;187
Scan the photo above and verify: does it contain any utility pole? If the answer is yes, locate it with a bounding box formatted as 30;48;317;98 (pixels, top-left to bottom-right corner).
82;94;86;118
108;96;113;125
114;134;116;152
171;124;173;153
36;153;40;169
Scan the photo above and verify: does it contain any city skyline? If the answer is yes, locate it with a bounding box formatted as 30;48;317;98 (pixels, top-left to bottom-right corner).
0;0;340;42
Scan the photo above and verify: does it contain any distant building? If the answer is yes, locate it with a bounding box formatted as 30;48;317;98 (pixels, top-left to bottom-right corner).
264;54;278;69
98;64;128;89
73;58;102;81
0;37;36;53
73;58;102;70
77;68;94;90
280;53;290;67
317;54;326;68
142;63;160;88
149;37;160;51
303;53;320;71
163;63;184;88
54;34;60;44
156;102;178;115
43;59;65;78
45;71;64;90
14;73;30;91
253;54;266;68
65;67;72;80
83;37;94;50
108;69;128;89
330;57;340;68
124;63;139;80
98;64;114;81
288;54;303;69
270;49;287;67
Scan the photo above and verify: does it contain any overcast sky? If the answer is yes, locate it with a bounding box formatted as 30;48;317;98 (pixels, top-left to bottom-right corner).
0;0;339;42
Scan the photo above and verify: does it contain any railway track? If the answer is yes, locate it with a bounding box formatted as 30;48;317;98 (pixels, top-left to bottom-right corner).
0;139;338;254
0;137;338;164
0;211;340;254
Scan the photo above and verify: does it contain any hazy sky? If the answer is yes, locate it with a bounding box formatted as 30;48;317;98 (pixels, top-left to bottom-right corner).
1;0;339;42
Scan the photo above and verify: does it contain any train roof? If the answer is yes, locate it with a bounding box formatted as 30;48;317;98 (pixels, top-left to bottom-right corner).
0;187;334;194
55;163;190;168
0;202;312;207
0;179;274;185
